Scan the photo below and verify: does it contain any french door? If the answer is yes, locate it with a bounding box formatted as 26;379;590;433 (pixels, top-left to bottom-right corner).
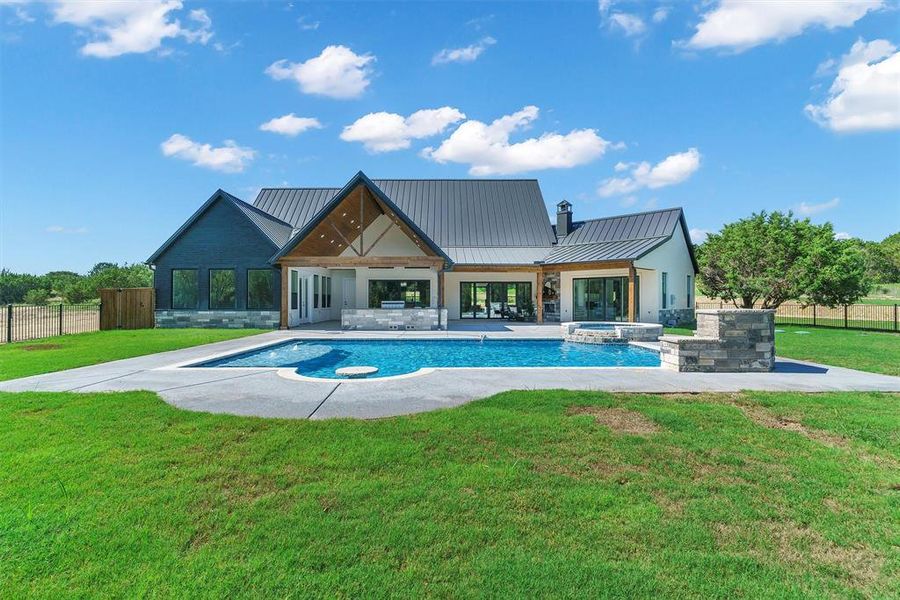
288;269;310;326
572;276;630;321
460;282;533;320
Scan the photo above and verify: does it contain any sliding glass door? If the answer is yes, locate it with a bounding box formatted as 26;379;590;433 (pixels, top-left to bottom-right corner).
459;282;533;320
572;276;630;321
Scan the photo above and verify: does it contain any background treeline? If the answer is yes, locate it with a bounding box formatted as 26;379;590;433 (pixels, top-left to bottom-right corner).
858;232;900;284
0;263;153;305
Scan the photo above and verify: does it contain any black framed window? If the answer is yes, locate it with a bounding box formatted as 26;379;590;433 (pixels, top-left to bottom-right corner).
325;276;332;308
369;280;430;308
459;282;533;320
209;269;236;309
686;275;692;308
662;272;668;309
247;269;275;310
171;269;198;309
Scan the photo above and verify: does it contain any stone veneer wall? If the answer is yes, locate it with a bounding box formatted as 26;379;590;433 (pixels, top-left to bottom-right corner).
342;308;449;331
658;309;775;372
658;308;695;327
155;310;280;329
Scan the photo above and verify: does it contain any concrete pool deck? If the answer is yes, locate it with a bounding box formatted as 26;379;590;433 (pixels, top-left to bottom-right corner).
2;321;898;419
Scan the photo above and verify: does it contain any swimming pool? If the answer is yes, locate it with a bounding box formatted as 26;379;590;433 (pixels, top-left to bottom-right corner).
193;338;661;379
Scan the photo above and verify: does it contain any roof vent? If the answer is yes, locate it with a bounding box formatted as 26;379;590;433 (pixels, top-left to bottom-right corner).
556;200;573;237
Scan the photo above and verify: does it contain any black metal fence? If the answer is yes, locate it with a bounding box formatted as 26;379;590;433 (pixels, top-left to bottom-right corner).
1;303;101;344
696;301;899;332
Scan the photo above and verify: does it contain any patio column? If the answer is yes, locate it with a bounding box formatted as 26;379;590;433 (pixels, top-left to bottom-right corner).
437;269;445;308
536;270;544;323
279;265;289;329
627;264;636;322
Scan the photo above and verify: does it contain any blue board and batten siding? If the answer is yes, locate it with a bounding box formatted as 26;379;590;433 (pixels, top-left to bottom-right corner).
151;196;282;313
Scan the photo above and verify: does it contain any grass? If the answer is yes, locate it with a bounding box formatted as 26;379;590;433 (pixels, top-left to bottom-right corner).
0;329;266;381
1;389;897;598
862;283;900;305
666;324;900;377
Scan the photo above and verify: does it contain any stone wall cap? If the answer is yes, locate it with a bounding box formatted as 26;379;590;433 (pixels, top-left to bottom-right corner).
696;308;777;315
659;335;719;342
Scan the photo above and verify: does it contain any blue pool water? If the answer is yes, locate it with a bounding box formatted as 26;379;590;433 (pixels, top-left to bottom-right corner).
195;338;660;379
577;323;618;330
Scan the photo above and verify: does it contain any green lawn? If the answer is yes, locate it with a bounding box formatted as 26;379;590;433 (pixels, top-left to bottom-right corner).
666;325;900;377
1;389;897;598
0;329;266;381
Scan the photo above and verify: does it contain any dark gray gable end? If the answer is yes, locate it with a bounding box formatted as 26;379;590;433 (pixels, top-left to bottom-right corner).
147;189;291;264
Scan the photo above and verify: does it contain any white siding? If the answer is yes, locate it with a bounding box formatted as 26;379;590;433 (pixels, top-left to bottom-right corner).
634;225;696;320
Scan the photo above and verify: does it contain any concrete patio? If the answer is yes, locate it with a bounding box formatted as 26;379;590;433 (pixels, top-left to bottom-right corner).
2;321;898;419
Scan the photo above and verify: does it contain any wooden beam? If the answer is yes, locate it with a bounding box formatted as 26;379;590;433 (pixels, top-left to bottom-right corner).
363;220;394;256
627;264;636;322
328;221;360;256
279;266;288;329
543;260;633;272
536;271;544;324
278;256;445;268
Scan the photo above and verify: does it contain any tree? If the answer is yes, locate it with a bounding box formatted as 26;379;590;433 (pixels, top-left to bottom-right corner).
23;288;50;305
697;211;870;309
0;270;48;304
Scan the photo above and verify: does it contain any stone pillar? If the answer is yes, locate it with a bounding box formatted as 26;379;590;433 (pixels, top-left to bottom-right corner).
658;309;775;372
536;270;544;323
627;264;636;322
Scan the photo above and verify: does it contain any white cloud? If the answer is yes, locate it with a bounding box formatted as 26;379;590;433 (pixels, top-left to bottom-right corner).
597;148;701;197
50;0;213;58
682;0;883;52
690;228;712;244
297;16;319;31
652;7;670;24
795;197;840;216
423;106;610;176
834;231;853;240
259;114;323;137
609;13;645;37
341;107;466;152
46;225;88;234
805;39;900;133
160;134;255;173
432;36;496;65
265;45;375;99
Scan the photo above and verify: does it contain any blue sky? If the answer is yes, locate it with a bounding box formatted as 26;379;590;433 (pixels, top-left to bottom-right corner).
1;0;898;274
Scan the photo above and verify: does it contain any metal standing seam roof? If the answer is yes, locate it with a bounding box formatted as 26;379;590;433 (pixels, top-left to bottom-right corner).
443;247;552;265
544;237;669;264
229;197;295;249
253;179;557;249
558;208;683;245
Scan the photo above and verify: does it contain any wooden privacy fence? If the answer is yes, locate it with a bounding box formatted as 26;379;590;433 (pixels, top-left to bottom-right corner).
2;303;100;344
99;288;155;331
696;301;899;332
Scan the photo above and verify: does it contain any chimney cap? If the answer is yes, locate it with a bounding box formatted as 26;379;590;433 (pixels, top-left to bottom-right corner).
557;199;572;212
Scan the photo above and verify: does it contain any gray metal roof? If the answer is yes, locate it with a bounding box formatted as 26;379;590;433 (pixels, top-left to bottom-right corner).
544;236;668;264
444;247;551;265
230;197;295;248
254;179;556;249
559;208;682;246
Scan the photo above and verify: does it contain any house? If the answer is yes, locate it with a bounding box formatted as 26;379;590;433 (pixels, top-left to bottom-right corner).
147;171;698;329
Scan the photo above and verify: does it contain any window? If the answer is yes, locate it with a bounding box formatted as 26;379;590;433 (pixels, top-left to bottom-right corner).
209;269;236;309
686;275;692;308
314;275;319;309
324;276;332;308
661;272;668;309
247;269;275;309
460;282;533;320
290;271;298;310
369;280;430;308
172;269;198;309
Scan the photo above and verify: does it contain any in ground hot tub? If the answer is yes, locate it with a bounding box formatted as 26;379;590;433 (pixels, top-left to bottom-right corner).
562;321;663;344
